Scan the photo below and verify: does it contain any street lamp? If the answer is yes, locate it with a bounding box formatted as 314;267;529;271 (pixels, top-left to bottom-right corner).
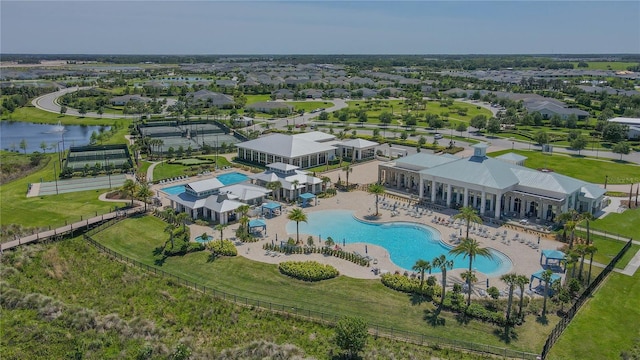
53;160;59;195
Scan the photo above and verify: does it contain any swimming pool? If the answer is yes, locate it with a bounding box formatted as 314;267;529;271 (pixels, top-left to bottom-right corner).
285;210;512;276
160;172;249;195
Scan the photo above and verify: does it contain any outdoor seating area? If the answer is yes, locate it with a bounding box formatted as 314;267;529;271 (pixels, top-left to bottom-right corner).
380;200;434;218
157;175;188;184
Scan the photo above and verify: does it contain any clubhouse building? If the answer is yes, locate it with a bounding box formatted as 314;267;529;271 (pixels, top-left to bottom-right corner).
378;144;606;221
236;132;378;169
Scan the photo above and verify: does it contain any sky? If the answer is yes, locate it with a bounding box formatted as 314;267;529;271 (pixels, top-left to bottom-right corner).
1;1;639;55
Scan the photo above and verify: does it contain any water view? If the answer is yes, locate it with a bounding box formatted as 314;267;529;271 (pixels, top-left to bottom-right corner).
0;121;109;153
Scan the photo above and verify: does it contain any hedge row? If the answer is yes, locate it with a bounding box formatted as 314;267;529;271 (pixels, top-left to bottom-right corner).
263;244;370;267
278;261;339;282
206;240;237;257
380;273;441;298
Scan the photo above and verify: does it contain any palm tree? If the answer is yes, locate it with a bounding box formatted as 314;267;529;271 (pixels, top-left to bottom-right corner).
121;179;138;207
541;269;554;316
449;237;493;306
236;204;250;233
266;181;282;201
453;206;482;240
287;208;307;244
412;259;432;290
342;164;353;188
500;273;518;322
515;275;530;319
576;244;588;280
238;216;250;236
558;210;579;248
586;245;598;285
580;212;595;245
176;212;189;233
432;255;454;305
321;176;331;191
164;224;175;249
567;250;580;280
214;223;227;242
564;220;578;249
136;181;154;211
291;180;300;201
368;183;385;215
163;208;176;225
460;270;477;297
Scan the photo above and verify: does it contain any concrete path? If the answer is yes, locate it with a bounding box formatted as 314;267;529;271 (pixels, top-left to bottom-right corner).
146;161;162;182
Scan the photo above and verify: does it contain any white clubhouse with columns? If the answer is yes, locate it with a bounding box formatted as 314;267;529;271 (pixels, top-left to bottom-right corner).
378;144;606;221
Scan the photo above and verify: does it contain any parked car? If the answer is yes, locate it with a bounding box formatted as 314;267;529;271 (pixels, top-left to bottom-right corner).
434;133;443;139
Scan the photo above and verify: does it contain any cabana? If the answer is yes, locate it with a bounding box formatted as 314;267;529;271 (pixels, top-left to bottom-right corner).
529;269;562;290
540;249;566;272
298;192;317;207
261;202;282;217
249;218;267;234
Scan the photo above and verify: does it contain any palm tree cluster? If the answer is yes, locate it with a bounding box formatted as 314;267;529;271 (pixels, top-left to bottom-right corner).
413;255;454;305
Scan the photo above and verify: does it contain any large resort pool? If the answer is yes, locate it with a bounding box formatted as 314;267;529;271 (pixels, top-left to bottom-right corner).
286;210;512;276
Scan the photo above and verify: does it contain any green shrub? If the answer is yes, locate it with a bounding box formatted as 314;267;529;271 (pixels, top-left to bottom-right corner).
278;261;339;282
381;273;419;293
164;238;205;257
207;240;237;256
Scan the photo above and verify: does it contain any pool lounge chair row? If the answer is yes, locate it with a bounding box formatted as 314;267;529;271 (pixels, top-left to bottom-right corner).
158;175;188;184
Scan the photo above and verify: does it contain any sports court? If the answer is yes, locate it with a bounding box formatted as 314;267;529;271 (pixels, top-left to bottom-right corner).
30;174;128;196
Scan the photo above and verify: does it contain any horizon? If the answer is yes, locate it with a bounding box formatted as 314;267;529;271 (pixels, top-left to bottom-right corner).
2;1;639;55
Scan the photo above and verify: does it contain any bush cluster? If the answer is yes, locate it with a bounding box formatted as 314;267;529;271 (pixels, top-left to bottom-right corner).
278;261;339;282
207;240;237;257
380;273;440;298
464;303;506;326
164;238;205;257
263;244;370;267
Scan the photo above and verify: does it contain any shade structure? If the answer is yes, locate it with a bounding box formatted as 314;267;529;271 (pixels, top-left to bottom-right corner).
529;269;562;290
540;249;566;271
261;202;282;217
298;192;317;206
249;218;267;232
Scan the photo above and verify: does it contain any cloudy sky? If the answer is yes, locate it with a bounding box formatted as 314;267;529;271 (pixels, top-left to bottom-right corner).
2;1;639;55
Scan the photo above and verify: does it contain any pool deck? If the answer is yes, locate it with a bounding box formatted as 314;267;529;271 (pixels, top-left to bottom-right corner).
154;163;566;296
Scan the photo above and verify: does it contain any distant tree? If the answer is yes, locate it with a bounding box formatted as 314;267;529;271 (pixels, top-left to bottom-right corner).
40;141;48;153
612;142;631;160
565;114;578;129
455;122;468;136
570;136;588;155
602;123;628;143
60;106;67;115
469;115;487;130
400;131;408;140
318;111;329;120
549;114;563;127
379;111;392;126
486;117;501;135
534;131;549;145
367;183;385;215
19;139;27;155
418;135;426;147
334;316;368;358
121;179;138;206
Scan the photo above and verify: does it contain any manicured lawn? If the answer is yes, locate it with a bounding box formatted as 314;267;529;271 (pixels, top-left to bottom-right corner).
288;101;333;112
548;271;640;359
2;106;120;126
591;208;640;239
488;149;640;184
570;61;638;70
245;94;272;105
0;154;126;230
92;215;558;353
153;156;232;180
573;230;639;269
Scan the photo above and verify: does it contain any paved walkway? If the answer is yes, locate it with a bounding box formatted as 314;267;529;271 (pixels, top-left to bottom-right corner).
146;161;162;182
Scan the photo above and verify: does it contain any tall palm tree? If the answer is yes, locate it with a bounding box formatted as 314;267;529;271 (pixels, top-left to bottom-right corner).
321;176;331;191
163;208;176;225
432;255;454;305
460;270;477;297
412;259;431;290
515;275;530;319
239;216;250;236
500;273;518;322
287;208;307;244
266;181;282;201
214;223;227;242
368;183;385;215
541;269;554;316
586;245;598;285
453;206;482;240
580;212;595;245
576;244;588;281
449;237;493;306
558;210;579;248
164;224;175;249
121;179;138;207
567;251;580;280
291;180;300;201
564;220;578;249
342;163;353;188
176;212;189;233
136;181;154;211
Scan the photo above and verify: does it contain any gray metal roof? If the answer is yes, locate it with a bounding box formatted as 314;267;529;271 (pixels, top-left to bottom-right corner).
422;156;520;189
236;133;337;158
186;178;224;193
340;138;379;149
292;131;336;143
395;153;459;172
496;153;528;162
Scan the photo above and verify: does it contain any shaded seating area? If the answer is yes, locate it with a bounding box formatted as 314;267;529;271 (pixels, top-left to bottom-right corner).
249;218;267;235
529;269;562;291
540;249;566;272
298;192;317;207
261;202;282;217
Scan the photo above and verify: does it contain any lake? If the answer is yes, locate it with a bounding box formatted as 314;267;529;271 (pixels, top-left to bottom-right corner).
0;121;110;153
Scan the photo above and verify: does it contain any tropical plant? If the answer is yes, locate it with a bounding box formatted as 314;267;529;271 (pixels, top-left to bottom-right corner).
121;179;138;206
176;212;189;233
500;273;518;321
412;259;432;290
287;208;307;244
334;316;368;358
449;238;493;306
453;206;481;240
321;176;331;191
291;179;300;200
432;254;454;306
164;224;175;249
460;270;478;296
342;164;353;188
136;181;154;211
265;181;282;201
576;244;588;281
367;183;385;215
586;245;598;285
214;223;227;241
580;212;595;245
541;269;554;315
515;274;530;319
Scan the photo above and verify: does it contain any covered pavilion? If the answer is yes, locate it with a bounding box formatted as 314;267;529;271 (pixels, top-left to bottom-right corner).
299;192;317;207
540;249;566;272
261;202;282;217
529;269;562;290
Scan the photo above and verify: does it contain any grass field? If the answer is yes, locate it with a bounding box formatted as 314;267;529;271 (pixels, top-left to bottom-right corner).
570;61;638;71
288;101;333;112
0;153;126;230
590;208;640;239
488;149;640;184
548;271;640;360
1;106;121;126
572;230;640;269
153;156;232;181
245;94;272;105
91;215;558;353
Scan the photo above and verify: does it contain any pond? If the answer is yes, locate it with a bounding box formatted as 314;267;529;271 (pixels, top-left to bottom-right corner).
0;121;110;153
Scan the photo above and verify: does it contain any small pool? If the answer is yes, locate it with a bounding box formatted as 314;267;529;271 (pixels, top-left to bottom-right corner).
286;210;512;276
161;185;186;195
217;172;249;185
195;235;213;243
